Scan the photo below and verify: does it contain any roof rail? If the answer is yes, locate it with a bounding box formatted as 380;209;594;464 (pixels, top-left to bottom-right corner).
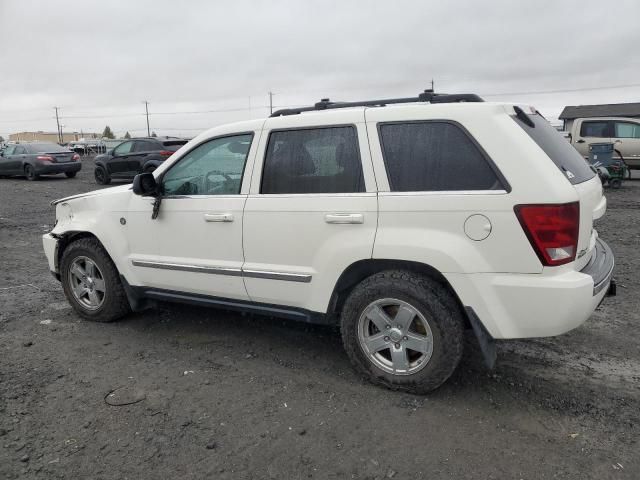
270;89;484;117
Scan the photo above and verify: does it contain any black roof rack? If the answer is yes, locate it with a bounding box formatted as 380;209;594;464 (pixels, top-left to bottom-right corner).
270;89;484;117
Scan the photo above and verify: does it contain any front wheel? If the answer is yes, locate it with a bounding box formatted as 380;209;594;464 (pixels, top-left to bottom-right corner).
609;178;622;189
24;164;39;181
60;237;131;322
341;270;464;393
94;166;111;185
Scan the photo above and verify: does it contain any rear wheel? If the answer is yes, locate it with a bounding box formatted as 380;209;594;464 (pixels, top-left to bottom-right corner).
340;270;464;393
60;237;131;322
94;166;111;185
24;164;38;181
610;178;622;189
65;171;77;178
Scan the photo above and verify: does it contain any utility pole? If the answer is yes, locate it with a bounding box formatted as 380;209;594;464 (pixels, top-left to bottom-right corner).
431;79;435;91
268;91;274;115
143;100;150;137
54;107;62;143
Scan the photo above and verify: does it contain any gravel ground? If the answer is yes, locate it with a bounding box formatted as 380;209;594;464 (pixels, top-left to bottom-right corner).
0;158;638;479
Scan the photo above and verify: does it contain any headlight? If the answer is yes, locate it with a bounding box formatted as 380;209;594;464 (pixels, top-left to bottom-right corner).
57;202;73;224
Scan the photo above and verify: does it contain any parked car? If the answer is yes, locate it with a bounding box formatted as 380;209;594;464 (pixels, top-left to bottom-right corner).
42;91;615;393
565;116;640;170
0;142;81;180
93;137;187;184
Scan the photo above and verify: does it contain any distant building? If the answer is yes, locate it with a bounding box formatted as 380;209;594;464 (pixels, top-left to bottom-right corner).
8;131;99;143
559;102;640;131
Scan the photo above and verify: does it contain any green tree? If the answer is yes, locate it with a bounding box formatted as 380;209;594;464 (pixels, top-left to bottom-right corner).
102;126;115;139
124;131;131;139
151;131;157;137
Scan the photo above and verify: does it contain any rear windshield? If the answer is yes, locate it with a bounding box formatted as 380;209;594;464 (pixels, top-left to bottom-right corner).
162;140;187;151
513;113;595;185
26;143;70;153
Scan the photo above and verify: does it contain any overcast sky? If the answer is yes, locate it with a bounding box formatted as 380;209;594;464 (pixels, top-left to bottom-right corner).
1;0;639;139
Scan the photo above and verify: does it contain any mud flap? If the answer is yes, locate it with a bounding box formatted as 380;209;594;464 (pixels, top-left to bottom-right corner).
465;307;497;370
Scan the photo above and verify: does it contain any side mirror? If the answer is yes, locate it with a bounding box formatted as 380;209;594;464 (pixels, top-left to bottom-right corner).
132;172;158;196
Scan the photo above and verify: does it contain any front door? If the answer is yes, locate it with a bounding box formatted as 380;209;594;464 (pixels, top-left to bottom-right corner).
242;113;378;313
109;140;135;177
573;120;611;157
612;120;640;168
125;132;258;300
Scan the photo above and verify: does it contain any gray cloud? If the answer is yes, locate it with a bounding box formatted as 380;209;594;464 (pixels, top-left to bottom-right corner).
1;0;639;137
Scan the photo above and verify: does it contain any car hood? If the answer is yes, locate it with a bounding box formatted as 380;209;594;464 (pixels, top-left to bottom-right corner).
51;184;132;206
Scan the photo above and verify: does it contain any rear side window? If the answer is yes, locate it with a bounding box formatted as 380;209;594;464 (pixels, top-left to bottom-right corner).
379;122;503;192
133;140;159;152
514;113;595;185
261;126;364;194
614;122;640;139
580;121;610;138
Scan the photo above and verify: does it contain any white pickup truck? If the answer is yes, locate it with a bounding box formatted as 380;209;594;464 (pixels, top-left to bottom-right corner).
565;116;640;169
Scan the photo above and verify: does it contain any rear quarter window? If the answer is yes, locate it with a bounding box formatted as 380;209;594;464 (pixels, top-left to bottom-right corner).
378;121;505;192
514;113;595;185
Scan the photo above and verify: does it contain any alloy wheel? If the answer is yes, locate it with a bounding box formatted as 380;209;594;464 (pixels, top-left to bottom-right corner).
357;298;434;375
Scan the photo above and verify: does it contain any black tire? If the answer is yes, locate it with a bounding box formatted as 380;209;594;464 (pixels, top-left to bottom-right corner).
94;166;111;185
65;171;77;178
610;178;622;189
24;164;38;181
144;165;156;174
340;270;464;394
60;237;131;322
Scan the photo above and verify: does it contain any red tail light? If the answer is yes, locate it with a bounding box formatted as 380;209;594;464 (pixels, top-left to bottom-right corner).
37;155;53;162
159;150;174;157
72;154;80;161
514;202;580;266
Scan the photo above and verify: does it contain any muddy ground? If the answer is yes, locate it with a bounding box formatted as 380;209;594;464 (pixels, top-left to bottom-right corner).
0;157;638;479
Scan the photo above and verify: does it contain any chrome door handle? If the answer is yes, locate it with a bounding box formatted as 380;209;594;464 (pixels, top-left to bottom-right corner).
325;213;364;224
204;213;234;222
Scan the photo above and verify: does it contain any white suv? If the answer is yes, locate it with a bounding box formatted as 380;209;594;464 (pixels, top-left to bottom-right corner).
42;91;615;393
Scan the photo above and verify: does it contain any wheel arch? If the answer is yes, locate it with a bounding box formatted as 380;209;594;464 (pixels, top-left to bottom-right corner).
54;231;111;279
328;259;469;327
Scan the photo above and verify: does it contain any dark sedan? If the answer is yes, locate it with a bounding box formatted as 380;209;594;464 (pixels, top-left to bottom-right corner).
0;143;81;180
94;137;187;184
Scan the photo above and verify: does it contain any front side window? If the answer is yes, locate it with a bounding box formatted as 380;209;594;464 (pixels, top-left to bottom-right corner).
113;141;133;156
161;134;253;196
580;121;610;138
379;122;502;192
614;122;640;139
261;126;364;194
3;146;15;156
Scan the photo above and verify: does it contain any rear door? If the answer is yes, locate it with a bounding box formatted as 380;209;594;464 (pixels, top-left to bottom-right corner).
131;140;158;172
573;119;612;157
242;111;378;313
612;120;640;168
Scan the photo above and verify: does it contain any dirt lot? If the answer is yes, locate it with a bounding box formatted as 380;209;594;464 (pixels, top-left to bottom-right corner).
0;157;638;479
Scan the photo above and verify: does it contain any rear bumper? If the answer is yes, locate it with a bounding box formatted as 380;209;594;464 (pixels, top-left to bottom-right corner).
34;162;82;175
446;238;615;339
